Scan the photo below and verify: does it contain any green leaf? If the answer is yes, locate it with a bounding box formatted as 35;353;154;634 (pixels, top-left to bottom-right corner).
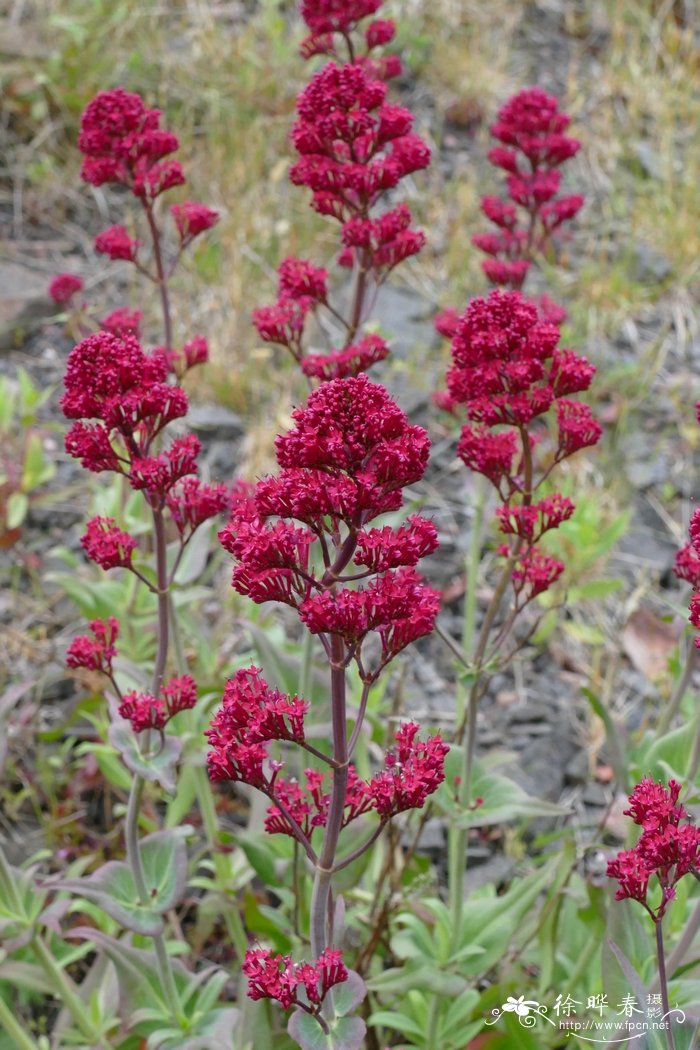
367;964;469;997
367;1010;426;1040
330;970;366;1017
436;762;568;828
6;491;28;530
236;831;278;886
108;721;182;794
288;1011;365;1050
49;828;189;935
22;432;55;491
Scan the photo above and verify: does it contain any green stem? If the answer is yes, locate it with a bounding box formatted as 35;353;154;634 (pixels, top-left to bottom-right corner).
193;762;248;960
31;935;104;1046
0;995;41;1050
659;639;696;734
655;920;676;1050
448;430;532;951
168;590;248;961
124;774;184;1025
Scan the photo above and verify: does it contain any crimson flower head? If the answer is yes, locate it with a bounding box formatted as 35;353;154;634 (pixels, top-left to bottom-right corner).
291;62;429;215
607;777;700;921
243;946;348;1011
675;542;700;590
78;88;183;201
100;308;142;339
49;273;83;304
62;331;197;501
368;722;449;817
81;516;137;570
171;201;220;244
166;476;229;538
219;375;438;678
118;674;197;733
301;334;390;380
66;616;119;676
95;225;140;262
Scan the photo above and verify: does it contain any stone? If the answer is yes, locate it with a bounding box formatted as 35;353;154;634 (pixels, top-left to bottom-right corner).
187;404;245;441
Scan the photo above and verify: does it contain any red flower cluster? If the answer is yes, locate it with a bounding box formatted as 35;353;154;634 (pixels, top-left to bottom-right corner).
675;542;700;590
253;0;428;379
80;516;137;570
243;946;348;1011
49;273;83;305
474;87;583;291
171;201;220;245
218;375;438;678
95;225;140;262
264;766;374;837
78;88;218;301
443;289;600;605
66;616;119;676
300;334;390;381
299;0;401;81
607;778;700;921
206;666;447;831
78;87;183;199
206;667;309;789
368;721;449;817
118;674;197;733
101;307;142;339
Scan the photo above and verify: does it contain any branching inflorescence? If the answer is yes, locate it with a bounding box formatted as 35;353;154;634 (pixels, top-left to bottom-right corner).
607;778;699;923
252;0;429;381
208;374;446;1019
445;289;601;615
473;86;583;293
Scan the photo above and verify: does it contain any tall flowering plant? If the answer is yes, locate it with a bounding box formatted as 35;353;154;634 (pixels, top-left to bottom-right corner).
208;375;446;1045
473;86;583;292
50;88;245;1044
252;0;429;381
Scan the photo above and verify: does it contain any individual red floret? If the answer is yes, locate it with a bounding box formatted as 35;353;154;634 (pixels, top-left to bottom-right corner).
171;201;220;244
368;722;448;817
81;516;137;570
66;616;119;676
94;225;140;262
49;273;84;305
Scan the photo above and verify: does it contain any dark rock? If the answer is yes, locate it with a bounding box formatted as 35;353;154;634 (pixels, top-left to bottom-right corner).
188;404;245;441
582;782;608;807
565;750;590;786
